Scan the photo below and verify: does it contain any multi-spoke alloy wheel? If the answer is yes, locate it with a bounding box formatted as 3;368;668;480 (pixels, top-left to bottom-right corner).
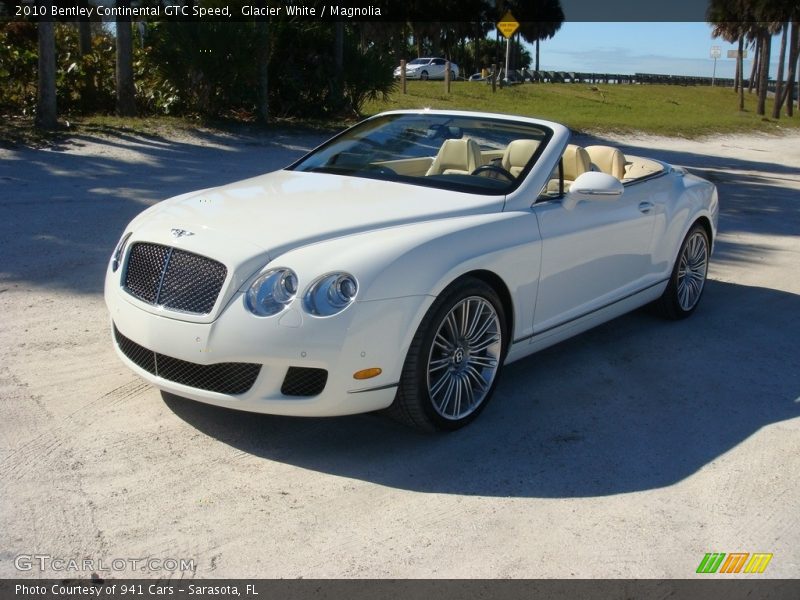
676;230;709;311
389;278;507;431
656;223;710;320
427;296;502;420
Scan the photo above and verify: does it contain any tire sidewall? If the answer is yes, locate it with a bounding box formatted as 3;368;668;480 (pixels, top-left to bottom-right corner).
410;279;508;431
666;224;710;318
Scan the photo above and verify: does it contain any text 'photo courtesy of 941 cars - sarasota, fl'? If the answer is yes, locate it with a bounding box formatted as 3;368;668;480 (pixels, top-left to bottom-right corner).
105;110;719;431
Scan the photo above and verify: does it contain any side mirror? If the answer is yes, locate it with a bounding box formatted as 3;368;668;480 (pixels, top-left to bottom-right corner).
562;171;624;210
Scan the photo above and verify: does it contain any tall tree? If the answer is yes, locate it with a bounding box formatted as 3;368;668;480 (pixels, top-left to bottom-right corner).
507;0;564;72
781;20;799;115
115;0;136;116
772;21;789;117
756;28;772;115
36;2;57;129
707;0;758;111
77;0;92;55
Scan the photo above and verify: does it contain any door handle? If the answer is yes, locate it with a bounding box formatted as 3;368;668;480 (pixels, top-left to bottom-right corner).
638;201;654;214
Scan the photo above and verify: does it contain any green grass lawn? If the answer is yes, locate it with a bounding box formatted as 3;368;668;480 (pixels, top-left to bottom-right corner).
364;81;800;137
3;82;798;147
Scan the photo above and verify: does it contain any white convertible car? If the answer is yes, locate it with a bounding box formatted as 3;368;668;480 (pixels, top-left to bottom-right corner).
106;110;718;431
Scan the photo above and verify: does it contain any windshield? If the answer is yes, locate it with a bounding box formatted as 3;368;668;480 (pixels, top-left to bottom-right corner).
289;113;552;195
408;59;429;65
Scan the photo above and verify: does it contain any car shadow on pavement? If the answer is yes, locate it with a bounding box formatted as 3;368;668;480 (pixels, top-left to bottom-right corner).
164;279;800;498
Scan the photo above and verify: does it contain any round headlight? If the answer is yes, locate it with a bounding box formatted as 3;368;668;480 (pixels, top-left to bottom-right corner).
303;272;358;317
246;268;298;316
111;232;132;272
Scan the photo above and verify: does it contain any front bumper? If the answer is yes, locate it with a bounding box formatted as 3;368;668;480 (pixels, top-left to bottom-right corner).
106;283;434;417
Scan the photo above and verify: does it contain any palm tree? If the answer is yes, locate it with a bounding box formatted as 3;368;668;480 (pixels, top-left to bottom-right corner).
780;20;798;116
707;0;757;112
507;0;564;72
36;2;57;129
115;0;136;116
772;21;789;118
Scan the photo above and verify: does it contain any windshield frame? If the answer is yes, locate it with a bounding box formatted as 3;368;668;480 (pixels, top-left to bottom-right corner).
286;112;555;197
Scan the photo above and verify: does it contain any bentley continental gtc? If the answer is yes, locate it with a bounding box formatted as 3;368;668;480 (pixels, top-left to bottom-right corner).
105;110;719;431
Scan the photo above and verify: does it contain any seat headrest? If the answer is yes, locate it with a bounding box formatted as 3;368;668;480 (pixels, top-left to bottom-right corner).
585;145;626;180
502;139;540;177
562;144;591;181
426;138;482;176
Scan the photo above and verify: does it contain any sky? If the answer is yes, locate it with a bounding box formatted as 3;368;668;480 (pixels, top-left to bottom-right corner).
514;22;786;79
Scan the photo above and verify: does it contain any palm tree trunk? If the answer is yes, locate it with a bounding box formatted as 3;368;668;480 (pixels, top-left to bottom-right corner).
772;22;788;118
781;20;799;116
77;0;91;55
535;39;540;72
748;39;759;93
115;0;136;117
255;15;269;123
738;35;745;111
333;22;344;112
36;11;57;129
756;30;770;116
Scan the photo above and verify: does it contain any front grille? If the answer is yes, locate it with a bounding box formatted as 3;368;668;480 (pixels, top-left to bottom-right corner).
281;367;328;397
123;242;227;315
114;325;261;395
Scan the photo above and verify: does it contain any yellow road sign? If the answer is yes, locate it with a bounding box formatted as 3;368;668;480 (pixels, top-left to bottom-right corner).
497;11;520;39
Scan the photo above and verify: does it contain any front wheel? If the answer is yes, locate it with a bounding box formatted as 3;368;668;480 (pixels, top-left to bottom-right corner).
388;278;507;432
420;70;429;81
655;223;710;319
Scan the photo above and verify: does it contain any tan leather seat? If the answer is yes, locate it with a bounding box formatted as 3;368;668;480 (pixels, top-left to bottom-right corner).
546;144;591;194
501;139;540;177
426;138;482;176
586;145;626;180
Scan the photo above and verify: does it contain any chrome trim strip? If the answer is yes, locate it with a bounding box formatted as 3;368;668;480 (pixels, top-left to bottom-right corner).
512;278;669;345
622;170;668;187
347;382;399;394
154;246;174;305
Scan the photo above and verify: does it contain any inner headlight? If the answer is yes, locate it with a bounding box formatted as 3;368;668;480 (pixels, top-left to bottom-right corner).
110;232;132;272
246;268;298;316
303;272;358;317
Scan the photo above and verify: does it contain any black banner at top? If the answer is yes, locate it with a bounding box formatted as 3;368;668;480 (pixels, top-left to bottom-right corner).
0;0;780;23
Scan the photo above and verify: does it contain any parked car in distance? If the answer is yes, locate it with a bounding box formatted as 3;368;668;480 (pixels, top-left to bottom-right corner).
394;58;459;81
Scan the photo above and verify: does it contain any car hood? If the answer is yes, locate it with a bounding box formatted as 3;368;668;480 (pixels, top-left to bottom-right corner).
129;169;502;279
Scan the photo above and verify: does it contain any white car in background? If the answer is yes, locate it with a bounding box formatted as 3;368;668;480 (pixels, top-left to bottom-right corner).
394;58;459;80
106;110;718;432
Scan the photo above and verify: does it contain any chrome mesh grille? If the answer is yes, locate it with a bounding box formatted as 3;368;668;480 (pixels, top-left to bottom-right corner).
114;325;261;395
123;242;227;315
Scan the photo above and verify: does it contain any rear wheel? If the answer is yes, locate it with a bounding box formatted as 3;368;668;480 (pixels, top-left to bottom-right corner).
655;223;710;319
388;278;507;432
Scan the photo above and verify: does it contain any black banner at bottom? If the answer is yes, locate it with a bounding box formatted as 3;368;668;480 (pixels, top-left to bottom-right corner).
2;580;800;600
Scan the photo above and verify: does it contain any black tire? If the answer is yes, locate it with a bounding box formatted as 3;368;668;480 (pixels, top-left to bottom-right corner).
420;70;429;81
386;278;508;432
449;69;456;81
654;223;710;320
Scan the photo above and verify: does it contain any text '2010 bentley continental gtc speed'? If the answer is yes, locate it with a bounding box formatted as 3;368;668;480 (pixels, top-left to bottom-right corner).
106;110;718;431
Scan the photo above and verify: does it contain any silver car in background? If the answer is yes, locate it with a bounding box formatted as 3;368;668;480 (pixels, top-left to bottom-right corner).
394;58;459;81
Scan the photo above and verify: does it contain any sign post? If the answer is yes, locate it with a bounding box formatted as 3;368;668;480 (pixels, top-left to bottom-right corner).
710;45;721;86
497;11;520;84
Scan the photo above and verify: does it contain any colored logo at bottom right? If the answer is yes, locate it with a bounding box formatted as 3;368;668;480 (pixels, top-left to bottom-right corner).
696;552;773;574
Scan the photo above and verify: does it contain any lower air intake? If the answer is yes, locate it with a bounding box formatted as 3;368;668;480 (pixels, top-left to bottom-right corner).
281;367;328;397
114;325;261;395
